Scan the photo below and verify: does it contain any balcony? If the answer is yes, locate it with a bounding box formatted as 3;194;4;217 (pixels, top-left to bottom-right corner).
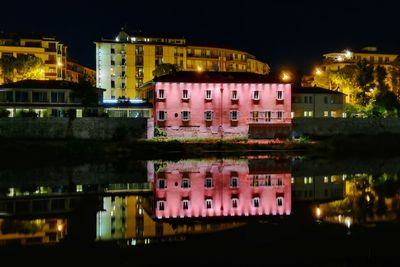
248;118;291;124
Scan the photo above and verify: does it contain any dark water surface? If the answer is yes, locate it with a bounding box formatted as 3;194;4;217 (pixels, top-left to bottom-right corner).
1;156;400;266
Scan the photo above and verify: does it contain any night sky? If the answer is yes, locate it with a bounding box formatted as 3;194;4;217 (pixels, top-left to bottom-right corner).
2;0;399;76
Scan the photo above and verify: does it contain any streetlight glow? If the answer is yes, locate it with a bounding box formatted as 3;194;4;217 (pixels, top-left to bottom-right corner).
281;72;291;82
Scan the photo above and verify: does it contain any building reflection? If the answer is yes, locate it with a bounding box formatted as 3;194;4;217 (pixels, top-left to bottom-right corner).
152;159;292;219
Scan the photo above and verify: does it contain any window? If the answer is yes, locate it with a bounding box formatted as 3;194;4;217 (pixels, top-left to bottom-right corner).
323;111;329;117
205;198;213;209
158;200;165;211
181;89;190;100
250;111;259;122
331;111;337;117
324;96;328;104
277;178;283;186
110;48;115;54
15;91;29;102
32;92;48;103
276;197;284;207
51;92;65;103
231;90;239;100
265;111;271;122
181;111;191;121
304;96;308;103
231;198;239;208
157;179;167;189
304;111;313;117
204;177;213;188
204;110;213;121
324;176;329;183
157;89;165;99
277;90;284;100
252;90;260;100
182;199;190;210
251;175;259;187
230;177;239;188
230;110;239;121
181;178;191;188
205;89;212;100
309;96;313;103
277;111;283;120
157;110;167;121
252;197;260;208
111;80;115;88
265;175;272;186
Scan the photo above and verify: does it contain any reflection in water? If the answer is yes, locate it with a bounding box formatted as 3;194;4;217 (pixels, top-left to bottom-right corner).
1;157;400;248
315;173;400;229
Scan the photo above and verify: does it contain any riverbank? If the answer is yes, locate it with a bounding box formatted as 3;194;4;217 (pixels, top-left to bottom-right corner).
2;133;400;165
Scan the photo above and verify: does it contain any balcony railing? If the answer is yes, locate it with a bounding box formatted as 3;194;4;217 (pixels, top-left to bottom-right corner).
248;118;291;124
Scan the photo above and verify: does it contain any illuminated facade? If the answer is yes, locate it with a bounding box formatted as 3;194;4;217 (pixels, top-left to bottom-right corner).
66;58;96;85
0;32;67;83
307;47;399;103
291;86;346;118
152;159;292;219
95;30;270;100
152;71;292;138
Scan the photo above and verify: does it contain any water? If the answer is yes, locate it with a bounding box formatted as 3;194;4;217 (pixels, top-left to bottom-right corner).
1;156;400;266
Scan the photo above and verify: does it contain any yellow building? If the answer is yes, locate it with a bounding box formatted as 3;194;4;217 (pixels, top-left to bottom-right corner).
66;58;96;85
309;47;399;103
96;30;270;100
292;86;346;118
0;32;67;83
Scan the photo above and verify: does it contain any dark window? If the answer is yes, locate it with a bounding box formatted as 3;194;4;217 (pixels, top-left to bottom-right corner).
51;92;65;103
32;92;48;103
15;91;29;102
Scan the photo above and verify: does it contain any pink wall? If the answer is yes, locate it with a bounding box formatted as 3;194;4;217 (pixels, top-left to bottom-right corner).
154;82;292;138
153;160;291;219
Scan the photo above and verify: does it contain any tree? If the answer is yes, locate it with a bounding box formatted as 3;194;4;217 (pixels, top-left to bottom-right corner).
152;63;180;77
0;55;44;83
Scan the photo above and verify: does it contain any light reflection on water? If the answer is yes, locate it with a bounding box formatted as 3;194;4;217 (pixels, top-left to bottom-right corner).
0;157;400;247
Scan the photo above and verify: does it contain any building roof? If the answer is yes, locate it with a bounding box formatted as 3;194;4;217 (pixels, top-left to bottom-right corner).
0;79;104;91
293;86;345;95
153;71;283;84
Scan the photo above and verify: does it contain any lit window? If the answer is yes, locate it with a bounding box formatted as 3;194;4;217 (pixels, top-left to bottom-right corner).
276;197;284;207
158;200;165;211
252;197;260;208
204;111;213;121
250;111;259;122
181;89;190;100
251;175;259;187
303;111;313;117
205;198;213;209
230;177;239;188
324;176;329;183
181;111;191;121
231;90;239;100
230;110;239;121
204;177;213;188
157;179;167;189
277;91;284;100
205;89;213;100
231;198;239;208
277;111;283;121
157;110;167;121
331;111;337;117
182;199;190;210
252;90;260;100
323;111;329;117
157;89;165;99
181;178;191;188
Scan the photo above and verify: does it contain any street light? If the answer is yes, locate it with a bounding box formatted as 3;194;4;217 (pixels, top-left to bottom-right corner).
281;71;291;82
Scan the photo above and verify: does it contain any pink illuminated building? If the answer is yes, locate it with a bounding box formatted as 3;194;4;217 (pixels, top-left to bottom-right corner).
151;71;292;138
152;159;291;219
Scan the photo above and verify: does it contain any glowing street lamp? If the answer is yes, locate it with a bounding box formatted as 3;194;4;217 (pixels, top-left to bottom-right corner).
197;66;203;72
315;68;322;75
281;72;291;82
